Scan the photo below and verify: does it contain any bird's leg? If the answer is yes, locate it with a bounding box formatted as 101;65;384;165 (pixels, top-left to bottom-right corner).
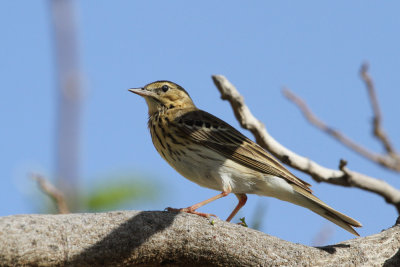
166;189;231;218
226;193;247;222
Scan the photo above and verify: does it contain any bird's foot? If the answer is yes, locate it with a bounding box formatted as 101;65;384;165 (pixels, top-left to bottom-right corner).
165;207;217;218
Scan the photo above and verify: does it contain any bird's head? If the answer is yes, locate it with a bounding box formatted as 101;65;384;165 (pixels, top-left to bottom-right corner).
129;81;195;115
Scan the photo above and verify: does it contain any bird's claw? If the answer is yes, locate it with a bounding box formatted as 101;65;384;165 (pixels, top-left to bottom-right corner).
165;207;217;218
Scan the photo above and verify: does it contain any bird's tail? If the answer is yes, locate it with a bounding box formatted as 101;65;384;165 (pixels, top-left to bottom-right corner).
292;185;362;236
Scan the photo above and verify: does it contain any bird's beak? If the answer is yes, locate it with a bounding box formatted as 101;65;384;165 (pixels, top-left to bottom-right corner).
128;87;155;97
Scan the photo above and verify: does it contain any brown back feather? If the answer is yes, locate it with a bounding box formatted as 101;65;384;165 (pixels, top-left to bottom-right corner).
173;109;312;193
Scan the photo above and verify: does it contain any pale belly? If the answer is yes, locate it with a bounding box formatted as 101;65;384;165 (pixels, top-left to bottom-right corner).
162;147;294;199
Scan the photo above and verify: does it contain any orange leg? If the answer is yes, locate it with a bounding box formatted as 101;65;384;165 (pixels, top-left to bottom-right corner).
166;188;231;218
226;193;247;222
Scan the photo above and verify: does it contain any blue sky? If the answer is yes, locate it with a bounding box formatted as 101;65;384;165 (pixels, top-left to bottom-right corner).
1;1;400;245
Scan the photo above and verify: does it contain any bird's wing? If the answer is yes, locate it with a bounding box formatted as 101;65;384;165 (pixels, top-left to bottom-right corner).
174;109;312;193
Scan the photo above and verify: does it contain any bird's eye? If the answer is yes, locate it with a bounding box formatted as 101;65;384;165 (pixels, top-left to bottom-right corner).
162;85;169;92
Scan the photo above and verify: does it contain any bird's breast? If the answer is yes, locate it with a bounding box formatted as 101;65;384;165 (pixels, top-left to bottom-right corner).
148;117;226;190
148;113;280;194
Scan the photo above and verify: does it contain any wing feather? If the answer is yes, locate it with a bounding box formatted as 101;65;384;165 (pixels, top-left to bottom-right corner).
173;109;312;193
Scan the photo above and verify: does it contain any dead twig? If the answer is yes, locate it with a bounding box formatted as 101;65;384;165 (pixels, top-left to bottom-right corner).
281;65;400;172
360;62;396;156
282;88;400;171
282;88;383;163
212;75;400;213
32;173;70;214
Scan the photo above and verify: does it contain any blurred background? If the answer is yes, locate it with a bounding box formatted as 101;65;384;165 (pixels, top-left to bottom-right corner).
1;1;400;246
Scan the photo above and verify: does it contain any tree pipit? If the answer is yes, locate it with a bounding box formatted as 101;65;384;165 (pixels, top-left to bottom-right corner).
129;81;362;235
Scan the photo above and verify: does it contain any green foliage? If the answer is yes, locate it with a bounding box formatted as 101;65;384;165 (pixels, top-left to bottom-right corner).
33;173;159;213
84;176;157;212
239;217;248;227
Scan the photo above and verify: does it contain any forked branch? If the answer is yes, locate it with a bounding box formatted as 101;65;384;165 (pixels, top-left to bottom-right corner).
283;64;400;172
360;62;397;156
282;88;399;171
281;64;400;171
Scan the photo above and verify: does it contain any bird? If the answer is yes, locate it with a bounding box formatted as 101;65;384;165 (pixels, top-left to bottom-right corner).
129;80;362;236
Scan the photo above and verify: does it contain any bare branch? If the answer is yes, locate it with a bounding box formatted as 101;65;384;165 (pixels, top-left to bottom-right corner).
282;88;400;171
282;88;383;163
281;84;400;172
32;174;70;214
212;75;400;213
360;62;397;156
0;211;399;266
